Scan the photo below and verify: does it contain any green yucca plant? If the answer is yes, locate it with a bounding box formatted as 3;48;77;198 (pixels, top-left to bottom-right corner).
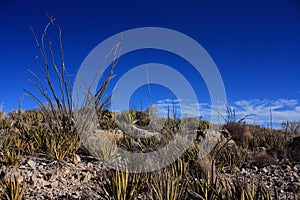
0;176;26;200
220;177;274;200
103;169;142;200
0;135;24;166
21;125;50;155
45;132;80;162
188;175;222;200
151;158;187;200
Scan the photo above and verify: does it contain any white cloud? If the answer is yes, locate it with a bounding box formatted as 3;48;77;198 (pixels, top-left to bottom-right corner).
153;99;225;123
232;99;300;128
153;98;300;128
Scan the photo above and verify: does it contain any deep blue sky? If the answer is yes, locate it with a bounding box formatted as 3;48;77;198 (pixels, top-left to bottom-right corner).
0;0;300;126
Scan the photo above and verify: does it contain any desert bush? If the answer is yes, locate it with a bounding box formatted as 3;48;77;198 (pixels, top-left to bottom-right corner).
253;152;277;168
188;156;215;181
188;173;274;200
223;122;254;148
287;136;300;163
214;142;248;173
250;129;290;160
281;120;300;134
187;156;222;200
98;110;117;130
134;110;151;127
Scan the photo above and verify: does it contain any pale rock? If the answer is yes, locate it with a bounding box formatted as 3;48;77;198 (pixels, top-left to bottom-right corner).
262;167;268;173
292;172;299;179
40;179;50;187
51;181;59;188
27;159;36;169
63;167;70;175
19;165;26;169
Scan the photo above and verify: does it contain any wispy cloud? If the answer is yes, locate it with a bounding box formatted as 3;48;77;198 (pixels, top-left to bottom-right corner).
153;99;223;122
153;98;300;128
229;99;300;128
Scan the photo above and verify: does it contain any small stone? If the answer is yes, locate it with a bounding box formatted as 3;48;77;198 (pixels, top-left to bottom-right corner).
19;165;26;169
241;168;246;174
63;168;70;175
38;165;44;171
262;167;268;173
288;182;300;192
80;172;91;183
294;164;300;170
252;166;258;171
292;172;299;179
51;181;59;188
280;189;284;193
30;174;38;186
234;167;240;172
87;162;93;168
41;179;50;187
27;159;36;169
282;165;291;172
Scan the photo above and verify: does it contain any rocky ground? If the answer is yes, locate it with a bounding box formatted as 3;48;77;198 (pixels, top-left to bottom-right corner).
221;160;300;200
0;154;299;199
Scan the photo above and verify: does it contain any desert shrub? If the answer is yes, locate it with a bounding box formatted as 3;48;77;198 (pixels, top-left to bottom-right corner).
214;143;248;173
250;129;290;160
134;111;151;127
287;136;300;163
188;156;215;180
98;110;117;130
188;173;274;200
224;122;254;148
253;152;277;168
281;120;300;134
220;177;273;200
